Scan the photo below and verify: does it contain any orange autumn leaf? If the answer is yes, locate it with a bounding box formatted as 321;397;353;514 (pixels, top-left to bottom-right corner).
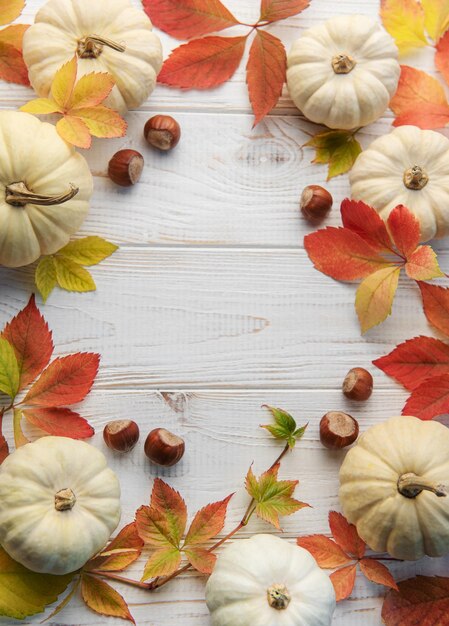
436;31;449;87
20;57;127;148
328;511;365;559
81;574;135;624
0;40;28;85
405;246;444;281
419;283;449;337
330;564;358;601
421;0;449;41
184;547;217;574
260;0;310;22
22;407;94;439
86;523;144;573
380;0;427;53
382;576;449;625
355;265;401;334
390;66;449;129
359;558;399;591
0;0;25;26
296;535;353;569
184;494;233;545
0;23;28;48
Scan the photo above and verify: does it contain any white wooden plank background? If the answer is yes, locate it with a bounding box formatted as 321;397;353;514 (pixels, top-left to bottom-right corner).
1;0;448;624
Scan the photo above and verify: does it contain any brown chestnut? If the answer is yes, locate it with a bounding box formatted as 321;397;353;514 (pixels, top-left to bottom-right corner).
144;428;185;466
103;420;140;452
144;115;181;151
342;367;373;401
108;149;144;187
300;185;333;222
320;412;359;450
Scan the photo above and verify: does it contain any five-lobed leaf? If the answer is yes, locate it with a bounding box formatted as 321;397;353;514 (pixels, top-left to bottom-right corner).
296;535;353;569
380;0;428;53
260;0;310;22
355;265;401;334
81;573;135;624
305;130;362;180
0;338;19;399
382;575;449;625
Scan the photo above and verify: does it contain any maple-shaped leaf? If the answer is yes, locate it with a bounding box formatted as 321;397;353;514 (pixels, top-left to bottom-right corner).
246;30;286;126
81;574;135;624
2;295;53;391
390;66;449;130
382;575;449;625
330;563;358;601
380;0;427;54
143;0;239;40
374;336;449;391
23;352;100;407
403;373;449;420
359;558;398;591
260;0;310;22
436;30;449;87
35;256;57;303
21;57;127;149
136;479;187;548
261;405;307;448
419;283;449;337
305;130;362;180
86;523;144;573
355;265;401;334
184;494;233;546
158;36;247;89
0;0;25;26
340;199;392;253
329;511;365;559
296;535;353;568
0;338;19;400
22;407;94;439
141;546;182;581
422;0;449;42
245;463;309;529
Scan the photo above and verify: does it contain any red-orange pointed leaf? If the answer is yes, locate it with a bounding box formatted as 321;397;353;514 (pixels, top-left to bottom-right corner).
23;352;100;406
330;564;357;601
2;295;53;391
297;535;353;569
184;494;233;546
143;0;239;39
419;283;449;337
0;41;29;85
387;205;420;259
359;558;398;591
87;523;144;572
0;435;8;464
436;31;449;88
329;511;365;559
340;199;392;252
403;373;449;420
136;479;187;548
382;575;449;625
81;574;135;624
158;36;247;89
260;0;310;22
246;30;286;126
23;407;94;439
184;547;217;573
405;246;444;281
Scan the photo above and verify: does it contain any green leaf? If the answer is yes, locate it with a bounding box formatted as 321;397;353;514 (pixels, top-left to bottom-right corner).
245;464;310;529
0;338;19;399
305;130;362;180
81;573;135;624
58;236;118;266
35;256;57;302
0;547;74;619
54;256;96;292
141;547;182;581
261;405;307;448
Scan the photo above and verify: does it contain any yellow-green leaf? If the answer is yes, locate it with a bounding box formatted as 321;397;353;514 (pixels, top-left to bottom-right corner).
0;337;19;399
0;0;25;26
0;547;74;619
141;547;182;581
81;574;135;624
56;115;91;149
20;98;61;114
73;106;127;139
54;257;96;293
422;0;449;41
70;72;115;109
355;265;401;334
58;236;118;266
305;130;362;180
51;56;77;110
380;0;428;54
13;409;29;448
35;256;57;302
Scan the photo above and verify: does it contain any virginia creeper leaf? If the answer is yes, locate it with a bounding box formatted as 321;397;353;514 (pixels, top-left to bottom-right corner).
296;535;352;569
70;72;115;109
340;199;392;252
56;116;92;149
0;0;25;26
58;237;118;267
158;36;247;89
330;563;358;602
380;0;427;53
184;494;233;545
141;547;182;581
0;24;29;48
23;407;94;439
136;479;187;548
374;336;449;391
13;409;29;447
86;523;144;572
0;338;19;399
142;0;239;39
184;547;216;574
246;30;286;126
261;405;307;448
387;205;420;259
329;511;365;559
305;130;362;180
23;352;100;407
35;256;57;302
403;373;449;419
54;256;96;292
422;0;449;41
436;30;449;87
81;574;135;624
355;265;401;334
359;558;398;591
382;575;449;625
0;41;29;85
419;283;449;337
2;295;53;391
405;246;444;281
260;0;310;22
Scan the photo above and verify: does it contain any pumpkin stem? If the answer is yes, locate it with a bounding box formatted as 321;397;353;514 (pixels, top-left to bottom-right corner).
77;35;126;59
5;181;79;207
403;165;429;190
267;584;291;610
55;488;76;511
398;472;447;499
332;54;356;74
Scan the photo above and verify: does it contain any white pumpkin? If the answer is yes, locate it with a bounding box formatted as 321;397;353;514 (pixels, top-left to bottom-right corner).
339;416;449;561
23;0;163;114
0;437;121;574
206;534;336;626
0;111;93;268
287;15;400;130
350;125;449;241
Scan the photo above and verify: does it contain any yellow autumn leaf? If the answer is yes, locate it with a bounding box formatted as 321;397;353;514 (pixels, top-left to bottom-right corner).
73;106;127;138
0;0;25;27
51;56;77;110
59;236;118;266
13;409;29;447
0;24;29;48
56;116;91;149
70;72;115;109
380;0;428;53
422;0;449;41
54;256;96;292
355;266;401;334
21;98;61;114
35;256;57;302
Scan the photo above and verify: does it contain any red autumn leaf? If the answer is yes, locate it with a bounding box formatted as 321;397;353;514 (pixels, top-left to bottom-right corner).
184;546;217;574
304;228;390;281
403;373;449;420
405;246;444;281
419;283;449;337
0;435;8;464
81;574;135;624
0;40;29;86
329;511;365;559
142;0;239;39
2;295;53;391
436;31;449;88
387;205;420;259
86;523;144;572
374;336;449;391
158;36;247;89
246;30;286;126
23;352;100;407
260;0;310;22
330;563;357;601
22;407;94;439
296;535;352;569
340;199;392;252
184;494;233;546
390;66;449;129
382;575;449;626
359;558;398;591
